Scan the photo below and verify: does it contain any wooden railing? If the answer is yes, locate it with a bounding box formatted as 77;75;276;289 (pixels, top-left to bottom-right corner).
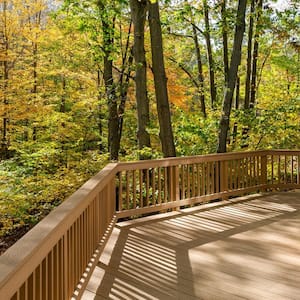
0;150;299;299
116;150;299;218
0;163;118;300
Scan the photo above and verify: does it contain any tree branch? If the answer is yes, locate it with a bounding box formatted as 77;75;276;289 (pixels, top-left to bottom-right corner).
168;56;199;88
183;16;205;36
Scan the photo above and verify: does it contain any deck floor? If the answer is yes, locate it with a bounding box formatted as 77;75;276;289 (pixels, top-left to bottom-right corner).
82;191;300;300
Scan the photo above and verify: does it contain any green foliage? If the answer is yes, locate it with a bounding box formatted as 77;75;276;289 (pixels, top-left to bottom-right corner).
0;0;299;245
173;109;219;155
0;151;109;236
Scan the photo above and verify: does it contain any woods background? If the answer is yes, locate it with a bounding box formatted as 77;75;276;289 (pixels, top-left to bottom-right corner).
0;0;299;246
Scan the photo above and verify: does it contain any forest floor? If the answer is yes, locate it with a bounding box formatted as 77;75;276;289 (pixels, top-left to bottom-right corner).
0;225;33;255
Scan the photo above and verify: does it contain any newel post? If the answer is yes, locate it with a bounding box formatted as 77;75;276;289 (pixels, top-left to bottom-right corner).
220;160;228;200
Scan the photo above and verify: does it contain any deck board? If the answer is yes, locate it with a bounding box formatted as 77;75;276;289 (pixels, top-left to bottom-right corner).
82;191;300;300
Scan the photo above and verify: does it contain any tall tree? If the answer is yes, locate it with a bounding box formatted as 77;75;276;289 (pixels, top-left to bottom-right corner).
23;0;43;141
166;3;206;117
217;0;247;153
116;21;133;154
220;0;229;84
96;0;119;160
192;23;206;118
203;0;217;108
244;0;255;109
148;0;176;157
130;0;151;160
250;0;262;108
0;0;10;159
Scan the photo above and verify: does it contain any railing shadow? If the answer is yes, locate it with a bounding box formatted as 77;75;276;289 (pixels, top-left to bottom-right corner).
83;191;300;299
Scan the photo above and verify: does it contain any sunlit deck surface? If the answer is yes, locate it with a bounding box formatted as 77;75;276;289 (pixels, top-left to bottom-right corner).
82;191;300;300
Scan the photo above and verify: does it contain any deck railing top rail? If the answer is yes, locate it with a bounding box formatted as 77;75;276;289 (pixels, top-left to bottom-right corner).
0;163;118;299
0;149;299;300
116;150;299;169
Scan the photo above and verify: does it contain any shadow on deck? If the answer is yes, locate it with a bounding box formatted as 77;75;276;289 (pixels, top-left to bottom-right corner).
83;191;300;300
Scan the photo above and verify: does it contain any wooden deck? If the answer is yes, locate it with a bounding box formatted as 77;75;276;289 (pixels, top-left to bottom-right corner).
82;191;300;300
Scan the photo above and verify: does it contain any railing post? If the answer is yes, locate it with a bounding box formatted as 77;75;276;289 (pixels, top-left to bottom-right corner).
63;233;69;300
297;155;300;185
169;166;180;210
261;154;267;190
220;160;228;200
110;177;116;216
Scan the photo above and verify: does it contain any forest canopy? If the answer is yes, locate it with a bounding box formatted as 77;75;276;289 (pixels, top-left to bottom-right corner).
0;0;299;248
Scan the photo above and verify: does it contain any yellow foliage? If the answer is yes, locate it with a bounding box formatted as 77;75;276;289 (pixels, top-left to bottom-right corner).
167;68;190;109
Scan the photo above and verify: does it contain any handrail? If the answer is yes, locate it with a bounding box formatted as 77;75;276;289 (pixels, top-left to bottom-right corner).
116;149;269;170
0;150;299;299
116;149;299;218
0;163;118;299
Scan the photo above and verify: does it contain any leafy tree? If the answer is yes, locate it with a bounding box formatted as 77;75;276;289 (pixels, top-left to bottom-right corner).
148;0;176;157
130;0;151;160
217;0;247;153
203;0;217;108
220;0;229;84
1;0;300;250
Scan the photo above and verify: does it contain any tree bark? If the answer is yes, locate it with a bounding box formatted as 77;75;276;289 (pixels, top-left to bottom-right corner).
1;46;9;159
203;0;217;108
192;24;206;118
250;0;262;108
244;0;255;109
117;48;133;153
217;0;247;153
221;0;229;85
97;1;120;160
103;50;119;160
232;76;240;148
235;76;240;109
1;0;10;159
97;70;105;152
130;0;151;160
148;0;176;157
117;21;133;156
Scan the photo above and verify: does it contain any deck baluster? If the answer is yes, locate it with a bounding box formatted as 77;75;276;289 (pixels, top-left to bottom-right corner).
1;151;300;300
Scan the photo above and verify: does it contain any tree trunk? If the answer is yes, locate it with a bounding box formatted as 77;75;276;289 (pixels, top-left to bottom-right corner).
97;0;120;160
118;49;133;154
1;0;9;159
97;70;105;153
203;0;217;108
244;0;255;109
192;24;206;118
104;49;119;160
217;0;247;153
236;76;240;109
116;21;133;156
1;51;9;159
250;0;262;108
130;0;151;160
232;76;240;148
60;76;66;113
221;0;229;85
148;0;176;157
